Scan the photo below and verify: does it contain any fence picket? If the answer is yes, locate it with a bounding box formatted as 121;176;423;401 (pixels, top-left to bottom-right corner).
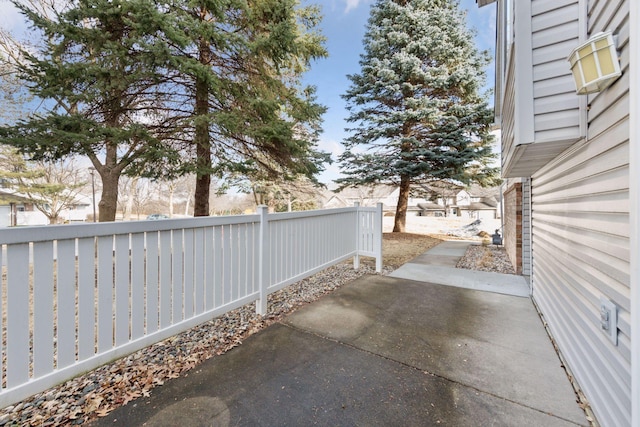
194;228;205;315
171;230;183;323
222;225;232;304
131;234;145;340
6;244;30;388
56;239;77;368
159;231;171;329
145;232;159;334
183;229;194;319
204;227;214;311
77;238;95;361
114;234;130;346
212;226;223;309
97;236;113;352
33;241;55;377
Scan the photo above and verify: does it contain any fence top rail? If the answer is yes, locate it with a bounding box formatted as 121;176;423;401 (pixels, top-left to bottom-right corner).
0;214;260;245
0;206;373;245
267;206;358;222
357;206;380;212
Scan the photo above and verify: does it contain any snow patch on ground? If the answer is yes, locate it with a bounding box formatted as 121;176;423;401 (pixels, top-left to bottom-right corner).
383;215;502;239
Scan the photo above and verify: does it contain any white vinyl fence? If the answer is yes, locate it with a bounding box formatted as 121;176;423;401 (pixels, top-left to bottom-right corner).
0;204;382;408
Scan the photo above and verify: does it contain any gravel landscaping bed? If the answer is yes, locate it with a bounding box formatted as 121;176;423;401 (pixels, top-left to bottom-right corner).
455;244;516;275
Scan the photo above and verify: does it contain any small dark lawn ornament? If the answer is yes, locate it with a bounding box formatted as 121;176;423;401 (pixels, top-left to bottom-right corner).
492;229;502;246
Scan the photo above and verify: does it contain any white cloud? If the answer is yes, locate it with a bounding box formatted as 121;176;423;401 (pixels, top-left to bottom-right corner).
342;0;372;14
318;137;344;158
343;0;361;13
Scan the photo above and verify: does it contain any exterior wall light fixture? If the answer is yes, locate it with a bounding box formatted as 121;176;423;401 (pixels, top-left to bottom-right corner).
568;31;621;95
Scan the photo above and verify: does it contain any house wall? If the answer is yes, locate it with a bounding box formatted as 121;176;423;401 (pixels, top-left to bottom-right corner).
0;206;11;227
530;1;631;425
16;210;48;226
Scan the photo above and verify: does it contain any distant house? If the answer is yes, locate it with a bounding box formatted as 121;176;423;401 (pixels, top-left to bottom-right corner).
455;187;500;220
0;190;46;227
479;0;639;425
323;185;402;212
61;194;93;222
416;183;500;220
324;184;500;219
0;190;94;226
416;201;446;217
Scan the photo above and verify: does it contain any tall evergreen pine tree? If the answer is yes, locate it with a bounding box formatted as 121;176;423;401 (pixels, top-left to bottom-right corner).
162;0;329;216
338;0;499;232
1;0;183;221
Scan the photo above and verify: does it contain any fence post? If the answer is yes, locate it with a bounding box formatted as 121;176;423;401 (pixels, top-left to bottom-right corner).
375;203;383;272
256;205;269;315
353;202;360;270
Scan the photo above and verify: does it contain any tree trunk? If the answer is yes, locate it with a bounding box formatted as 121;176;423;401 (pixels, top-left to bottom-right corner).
393;175;411;232
98;169;120;222
193;39;211;217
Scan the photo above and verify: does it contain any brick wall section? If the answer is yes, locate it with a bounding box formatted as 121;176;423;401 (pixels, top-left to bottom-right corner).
503;183;522;275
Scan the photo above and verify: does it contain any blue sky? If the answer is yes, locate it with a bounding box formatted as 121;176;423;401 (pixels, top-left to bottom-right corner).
304;0;497;184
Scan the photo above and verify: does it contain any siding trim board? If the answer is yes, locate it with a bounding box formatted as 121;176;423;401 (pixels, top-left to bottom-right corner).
514;0;535;145
629;0;639;423
522;179;532;276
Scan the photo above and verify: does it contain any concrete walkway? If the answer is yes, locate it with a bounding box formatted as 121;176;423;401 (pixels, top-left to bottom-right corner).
91;241;588;426
389;240;531;297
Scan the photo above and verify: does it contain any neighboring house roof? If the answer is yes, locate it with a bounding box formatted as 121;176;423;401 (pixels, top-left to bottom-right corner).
465;184;500;199
323;184;399;209
417;202;446;210
0;190;30;205
0;187;93;207
417;181;464;195
334;184;398;200
466;202;497;210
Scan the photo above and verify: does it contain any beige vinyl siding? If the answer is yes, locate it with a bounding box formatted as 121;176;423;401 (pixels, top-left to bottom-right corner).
531;0;581;140
530;1;630;424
